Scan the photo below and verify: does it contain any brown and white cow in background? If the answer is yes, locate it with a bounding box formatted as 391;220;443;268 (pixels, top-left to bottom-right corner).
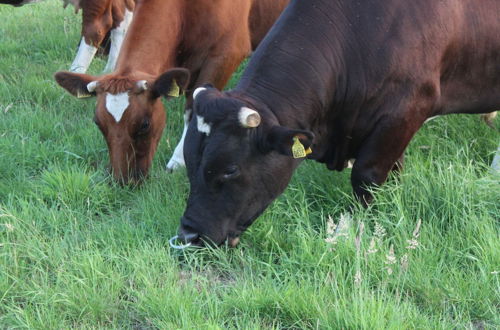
1;0;135;73
54;0;289;182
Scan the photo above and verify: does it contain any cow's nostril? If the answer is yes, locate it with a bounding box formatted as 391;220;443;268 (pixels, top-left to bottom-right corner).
178;225;200;244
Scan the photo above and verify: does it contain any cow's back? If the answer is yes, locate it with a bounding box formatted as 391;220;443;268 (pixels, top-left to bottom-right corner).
249;0;289;49
239;0;500;119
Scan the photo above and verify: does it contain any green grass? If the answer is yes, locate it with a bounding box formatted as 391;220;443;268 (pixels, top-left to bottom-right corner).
0;1;499;328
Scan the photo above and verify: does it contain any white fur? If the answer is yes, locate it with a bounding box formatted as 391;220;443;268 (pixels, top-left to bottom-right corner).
136;80;148;91
103;9;133;73
491;143;500;173
193;87;207;100
197;115;211;135
238;107;261;127
166;109;192;171
70;38;98;73
105;92;129;123
87;81;98;93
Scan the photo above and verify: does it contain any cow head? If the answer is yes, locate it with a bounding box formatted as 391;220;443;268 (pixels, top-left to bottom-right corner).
179;86;314;246
55;68;190;183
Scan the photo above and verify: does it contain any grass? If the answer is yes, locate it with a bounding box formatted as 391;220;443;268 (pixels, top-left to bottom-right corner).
0;1;499;328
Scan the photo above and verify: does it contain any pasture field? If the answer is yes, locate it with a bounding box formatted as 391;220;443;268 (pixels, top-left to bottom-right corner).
0;1;499;328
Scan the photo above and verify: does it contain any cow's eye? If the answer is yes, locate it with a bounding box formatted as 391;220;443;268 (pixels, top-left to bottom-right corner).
137;118;151;135
222;165;240;180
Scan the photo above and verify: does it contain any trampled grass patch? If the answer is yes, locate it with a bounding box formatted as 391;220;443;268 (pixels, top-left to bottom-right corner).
0;1;499;328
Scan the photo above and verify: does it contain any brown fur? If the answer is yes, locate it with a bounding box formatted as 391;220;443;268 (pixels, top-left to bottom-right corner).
80;0;135;47
55;0;289;182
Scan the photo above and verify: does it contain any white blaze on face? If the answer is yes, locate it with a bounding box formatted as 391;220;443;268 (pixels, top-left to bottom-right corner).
105;92;130;122
197;115;211;135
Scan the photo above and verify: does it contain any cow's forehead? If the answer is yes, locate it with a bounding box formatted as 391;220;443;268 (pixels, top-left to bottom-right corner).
105;92;130;123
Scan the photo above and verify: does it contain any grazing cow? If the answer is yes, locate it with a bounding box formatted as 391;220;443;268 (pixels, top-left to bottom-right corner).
0;0;135;73
67;0;135;73
54;0;289;182
176;0;500;247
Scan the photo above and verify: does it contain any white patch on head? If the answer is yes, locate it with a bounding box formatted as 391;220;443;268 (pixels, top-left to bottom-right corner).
193;87;207;100
105;92;130;123
197;115;211;136
87;81;98;93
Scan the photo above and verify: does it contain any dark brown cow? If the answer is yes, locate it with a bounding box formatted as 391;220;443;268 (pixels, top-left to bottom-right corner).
176;0;500;247
0;0;135;73
54;0;289;182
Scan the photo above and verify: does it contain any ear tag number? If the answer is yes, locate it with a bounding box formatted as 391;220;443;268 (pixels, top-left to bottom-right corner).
292;136;312;159
167;79;180;97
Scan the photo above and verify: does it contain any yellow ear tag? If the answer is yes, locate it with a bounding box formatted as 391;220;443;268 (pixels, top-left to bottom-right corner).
292;136;312;158
76;90;91;99
167;79;180;97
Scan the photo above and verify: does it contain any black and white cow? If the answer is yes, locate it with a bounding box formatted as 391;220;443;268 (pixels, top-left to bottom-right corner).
175;0;500;247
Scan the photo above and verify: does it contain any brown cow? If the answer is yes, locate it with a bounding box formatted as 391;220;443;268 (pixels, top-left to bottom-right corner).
68;0;135;73
0;0;135;73
54;0;289;182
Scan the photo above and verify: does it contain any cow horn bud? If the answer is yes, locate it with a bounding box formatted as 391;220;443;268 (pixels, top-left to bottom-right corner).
193;87;207;100
238;107;261;128
87;81;98;93
137;80;148;91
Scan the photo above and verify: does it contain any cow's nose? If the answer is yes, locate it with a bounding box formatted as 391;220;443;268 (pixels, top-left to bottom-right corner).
178;225;200;244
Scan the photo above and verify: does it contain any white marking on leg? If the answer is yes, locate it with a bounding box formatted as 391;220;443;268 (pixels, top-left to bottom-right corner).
105;92;129;122
197;115;211;135
347;158;355;169
103;9;133;73
167;109;191;171
70;37;98;73
491;143;500;173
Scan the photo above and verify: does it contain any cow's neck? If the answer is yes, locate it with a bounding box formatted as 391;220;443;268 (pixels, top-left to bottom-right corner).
114;0;183;77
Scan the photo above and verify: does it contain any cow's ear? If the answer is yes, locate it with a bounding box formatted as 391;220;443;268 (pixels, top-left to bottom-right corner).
54;71;98;98
151;68;190;99
265;126;314;158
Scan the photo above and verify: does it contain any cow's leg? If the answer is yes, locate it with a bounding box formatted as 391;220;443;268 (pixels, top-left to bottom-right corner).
491;143;500;173
351;117;422;206
70;38;98;73
166;51;249;171
166;109;191;172
70;4;113;73
103;9;133;73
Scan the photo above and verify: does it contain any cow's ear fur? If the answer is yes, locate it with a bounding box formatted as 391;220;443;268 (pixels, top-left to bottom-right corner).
54;71;98;98
151;68;190;99
265;126;314;157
